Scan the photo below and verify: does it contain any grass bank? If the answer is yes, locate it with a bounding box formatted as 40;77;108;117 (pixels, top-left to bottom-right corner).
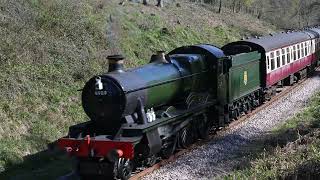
0;0;111;178
225;92;320;179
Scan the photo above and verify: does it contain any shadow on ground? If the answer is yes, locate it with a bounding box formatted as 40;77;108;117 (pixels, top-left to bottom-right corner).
225;118;320;179
0;142;72;180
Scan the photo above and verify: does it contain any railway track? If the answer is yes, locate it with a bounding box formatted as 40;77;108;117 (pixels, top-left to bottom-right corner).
129;69;319;180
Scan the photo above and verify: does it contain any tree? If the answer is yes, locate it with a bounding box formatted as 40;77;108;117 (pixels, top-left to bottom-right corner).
156;0;163;7
218;0;222;13
189;0;320;28
232;0;237;13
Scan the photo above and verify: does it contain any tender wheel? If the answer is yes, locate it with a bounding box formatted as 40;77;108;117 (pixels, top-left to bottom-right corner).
115;158;133;180
197;114;210;139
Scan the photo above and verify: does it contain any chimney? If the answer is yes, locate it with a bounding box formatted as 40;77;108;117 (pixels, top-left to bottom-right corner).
150;50;169;63
107;55;125;73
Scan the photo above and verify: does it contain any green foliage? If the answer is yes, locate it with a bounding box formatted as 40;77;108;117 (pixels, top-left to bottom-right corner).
275;92;320;132
0;0;110;176
119;12;240;66
197;0;320;28
242;0;255;7
226;137;320;179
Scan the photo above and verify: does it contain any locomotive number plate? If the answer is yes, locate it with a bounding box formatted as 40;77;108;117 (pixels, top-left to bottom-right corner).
95;91;108;96
243;71;248;85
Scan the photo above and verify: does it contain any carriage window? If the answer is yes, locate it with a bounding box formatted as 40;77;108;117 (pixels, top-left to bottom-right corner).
302;43;305;57
276;57;280;68
271;59;275;70
270;52;275;70
304;42;307;56
297;44;301;59
287;47;290;63
282;49;286;65
293;46;297;60
267;56;270;71
276;51;280;68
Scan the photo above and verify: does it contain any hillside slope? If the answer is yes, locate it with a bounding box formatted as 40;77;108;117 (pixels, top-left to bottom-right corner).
0;0;274;179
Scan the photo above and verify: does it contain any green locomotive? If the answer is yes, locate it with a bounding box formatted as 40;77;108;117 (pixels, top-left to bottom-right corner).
58;44;263;180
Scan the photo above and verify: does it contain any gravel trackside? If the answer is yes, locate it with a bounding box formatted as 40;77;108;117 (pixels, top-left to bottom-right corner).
143;74;320;180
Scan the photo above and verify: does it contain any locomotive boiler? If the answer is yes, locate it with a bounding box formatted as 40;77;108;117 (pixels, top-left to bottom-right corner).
82;51;209;134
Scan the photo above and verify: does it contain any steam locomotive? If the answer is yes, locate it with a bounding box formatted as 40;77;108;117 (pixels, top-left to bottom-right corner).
58;27;320;179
